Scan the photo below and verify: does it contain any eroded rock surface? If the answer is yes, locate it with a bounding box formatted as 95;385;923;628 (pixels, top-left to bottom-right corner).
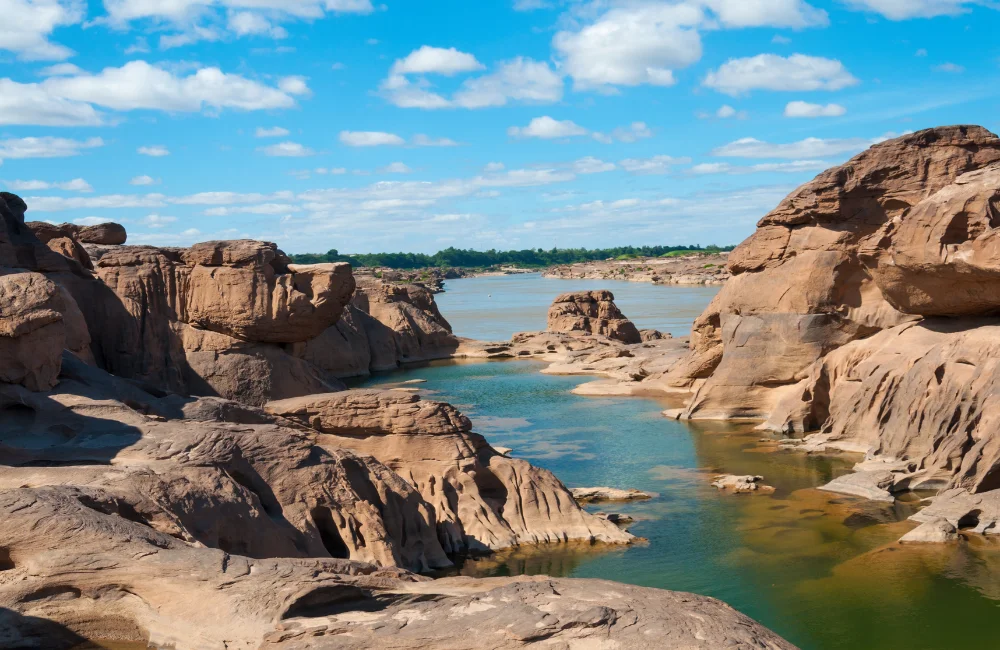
570;487;655;504
548;290;642;343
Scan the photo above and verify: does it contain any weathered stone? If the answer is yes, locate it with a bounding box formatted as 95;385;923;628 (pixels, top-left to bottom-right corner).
548;290;642;343
712;474;775;494
569;487;655;504
0;272;66;390
900;518;959;543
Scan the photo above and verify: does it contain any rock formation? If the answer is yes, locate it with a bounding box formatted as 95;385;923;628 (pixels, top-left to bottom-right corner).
671;126;1000;420
544;253;731;286
659;126;1000;527
548;290;642;343
0;191;799;647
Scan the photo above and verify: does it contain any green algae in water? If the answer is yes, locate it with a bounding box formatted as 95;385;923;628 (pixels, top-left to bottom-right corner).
356;359;1000;650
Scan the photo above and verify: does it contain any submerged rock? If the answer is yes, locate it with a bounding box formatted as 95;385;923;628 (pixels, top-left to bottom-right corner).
900;519;960;543
712;475;775;494
570;487;655;504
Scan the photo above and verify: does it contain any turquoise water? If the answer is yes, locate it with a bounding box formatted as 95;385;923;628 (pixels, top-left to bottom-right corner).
435;273;719;340
357;277;1000;650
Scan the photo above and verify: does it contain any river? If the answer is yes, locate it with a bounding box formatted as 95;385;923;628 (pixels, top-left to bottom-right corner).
354;275;1000;650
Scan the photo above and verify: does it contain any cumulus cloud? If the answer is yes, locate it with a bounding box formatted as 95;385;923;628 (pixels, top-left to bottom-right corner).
138;145;170;157
5;178;92;192
703;53;859;95
130;175;158;185
508;116;588;139
0;0;84;61
552;1;827;92
390;46;484;76
0;136;103;159
619;155;692;175
259;141;316;157
571;157;616;174
711;134;899;158
0;79;104;126
142;214;177;228
784;101;846;117
43;61;303;112
592;121;655;144
382;56;563;109
339;131;406;147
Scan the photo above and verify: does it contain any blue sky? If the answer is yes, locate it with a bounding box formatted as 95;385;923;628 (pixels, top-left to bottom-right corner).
1;0;998;254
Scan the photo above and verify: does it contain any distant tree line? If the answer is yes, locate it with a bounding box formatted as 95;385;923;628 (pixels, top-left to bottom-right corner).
289;244;735;269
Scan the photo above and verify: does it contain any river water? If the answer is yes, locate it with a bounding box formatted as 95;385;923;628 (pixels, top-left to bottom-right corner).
356;275;1000;650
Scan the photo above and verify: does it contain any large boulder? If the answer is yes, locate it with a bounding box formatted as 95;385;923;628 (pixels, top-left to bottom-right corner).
0;272;66;390
677;126;1000;420
72;221;127;245
24;221;93;270
547;290;642;344
266;390;632;554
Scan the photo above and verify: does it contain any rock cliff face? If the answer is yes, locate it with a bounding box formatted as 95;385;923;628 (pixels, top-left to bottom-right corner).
674;126;1000;420
548;290;642;344
0;192;794;648
672;125;1000;512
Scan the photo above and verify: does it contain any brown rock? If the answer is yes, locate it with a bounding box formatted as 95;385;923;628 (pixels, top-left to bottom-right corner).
73;221;127;245
547;290;641;343
0;272;66;390
266;390;633;553
677;126;1000;420
25;222;93;270
569;487;655;503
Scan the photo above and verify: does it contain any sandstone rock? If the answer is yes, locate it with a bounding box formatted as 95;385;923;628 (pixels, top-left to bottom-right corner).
711;475;775;494
0;272;73;390
266;390;632;553
73;221;127;245
677;126;1000;420
569;487;655;504
640;328;669;341
910;488;1000;535
547;290;642;344
900;518;959;543
25;222;93;269
819;471;899;502
543;254;731;286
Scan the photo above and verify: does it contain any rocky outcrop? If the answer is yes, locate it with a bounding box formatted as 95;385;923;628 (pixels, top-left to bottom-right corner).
660;126;1000;521
305;277;460;378
711;475;775;494
548;290;642;343
544;253;731;285
569;487;655;504
0;272;69;390
673;126;1000;420
266;391;631;553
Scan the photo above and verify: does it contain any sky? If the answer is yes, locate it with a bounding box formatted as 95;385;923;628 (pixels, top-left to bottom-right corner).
1;1;998;254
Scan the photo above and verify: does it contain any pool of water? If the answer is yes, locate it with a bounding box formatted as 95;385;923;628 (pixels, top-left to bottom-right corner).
355;277;1000;650
435;273;719;340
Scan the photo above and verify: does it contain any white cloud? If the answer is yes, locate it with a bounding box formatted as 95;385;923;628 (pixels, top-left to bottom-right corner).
772;34;792;44
26;193;168;211
378;162;413;174
934;62;965;73
784;100;846;117
256;126;290;138
73;216;108;226
592;121;655;144
619;155;692;175
691;160;830;174
42;61;301;112
142;214;177;228
37;62;84;76
701;0;828;27
5;178;92;192
841;0;984;19
278;75;311;96
703;54;859;95
130;175;158;185
0;0;84;61
204;203;301;216
553;3;702;92
712;134;896;159
259;141;316;157
390;46;484;76
0;136;103;159
483;162;505;172
0;79;104;126
452;57;563;108
513;0;551;9
412;134;459;147
572;156;616;174
315;167;347;175
382;56;563;110
100;0;375;49
339;130;406;147
508;116;588;139
138;145;170;157
227;11;288;38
